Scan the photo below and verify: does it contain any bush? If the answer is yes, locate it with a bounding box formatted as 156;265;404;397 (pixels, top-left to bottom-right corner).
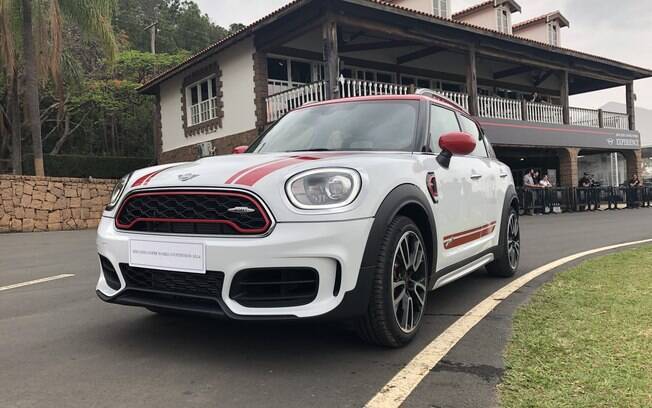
23;155;154;179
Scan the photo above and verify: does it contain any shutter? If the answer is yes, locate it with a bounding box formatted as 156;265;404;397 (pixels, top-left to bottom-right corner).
440;0;448;18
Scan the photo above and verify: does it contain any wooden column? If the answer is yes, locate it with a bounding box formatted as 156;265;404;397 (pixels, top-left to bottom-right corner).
322;18;340;100
560;70;570;125
558;147;579;188
466;46;478;116
626;81;636;131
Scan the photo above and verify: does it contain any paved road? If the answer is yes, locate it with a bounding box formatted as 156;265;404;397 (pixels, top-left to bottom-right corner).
2;210;652;408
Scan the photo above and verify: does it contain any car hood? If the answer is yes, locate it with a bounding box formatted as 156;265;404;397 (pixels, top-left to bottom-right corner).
116;151;426;222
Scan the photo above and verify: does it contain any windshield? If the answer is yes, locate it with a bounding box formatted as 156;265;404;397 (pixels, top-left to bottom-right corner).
251;100;419;153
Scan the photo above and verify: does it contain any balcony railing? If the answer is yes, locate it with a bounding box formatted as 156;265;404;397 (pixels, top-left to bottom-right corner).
264;79;632;132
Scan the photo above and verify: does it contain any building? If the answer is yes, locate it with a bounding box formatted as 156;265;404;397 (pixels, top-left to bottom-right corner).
138;0;652;187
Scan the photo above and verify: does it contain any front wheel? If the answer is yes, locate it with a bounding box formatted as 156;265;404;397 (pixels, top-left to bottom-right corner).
356;216;429;347
487;207;520;277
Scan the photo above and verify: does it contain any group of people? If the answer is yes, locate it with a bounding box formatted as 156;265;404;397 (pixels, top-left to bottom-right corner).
522;169;553;189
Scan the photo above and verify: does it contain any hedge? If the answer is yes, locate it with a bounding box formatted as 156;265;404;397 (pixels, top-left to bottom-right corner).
22;155;154;179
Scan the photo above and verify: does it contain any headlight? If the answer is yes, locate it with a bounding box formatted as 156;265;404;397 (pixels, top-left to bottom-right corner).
286;168;361;209
106;173;131;210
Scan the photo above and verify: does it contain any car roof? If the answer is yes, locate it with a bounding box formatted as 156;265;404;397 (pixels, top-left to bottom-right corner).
297;94;467;115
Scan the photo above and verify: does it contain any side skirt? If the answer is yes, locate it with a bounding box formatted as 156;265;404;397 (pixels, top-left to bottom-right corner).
432;249;496;290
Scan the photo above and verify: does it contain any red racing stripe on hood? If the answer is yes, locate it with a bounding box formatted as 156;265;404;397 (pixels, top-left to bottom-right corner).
226;153;355;186
131;165;180;187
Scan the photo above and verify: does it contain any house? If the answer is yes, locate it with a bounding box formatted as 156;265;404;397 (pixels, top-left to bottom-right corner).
138;0;652;187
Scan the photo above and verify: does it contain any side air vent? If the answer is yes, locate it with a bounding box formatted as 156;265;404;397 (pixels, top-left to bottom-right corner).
99;255;121;290
230;268;319;308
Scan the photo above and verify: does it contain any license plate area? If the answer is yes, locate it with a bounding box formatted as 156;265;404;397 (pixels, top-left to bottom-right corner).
129;239;206;274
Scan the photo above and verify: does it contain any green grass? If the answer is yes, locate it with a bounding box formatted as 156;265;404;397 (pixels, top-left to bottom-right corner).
499;246;652;408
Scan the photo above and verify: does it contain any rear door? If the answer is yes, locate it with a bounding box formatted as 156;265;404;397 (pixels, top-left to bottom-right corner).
457;114;499;241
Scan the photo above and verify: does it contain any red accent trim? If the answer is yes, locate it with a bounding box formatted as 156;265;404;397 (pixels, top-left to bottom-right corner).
224;159;285;184
115;191;272;234
443;222;496;250
477;121;617;136
233;157;314;186
439;132;476;155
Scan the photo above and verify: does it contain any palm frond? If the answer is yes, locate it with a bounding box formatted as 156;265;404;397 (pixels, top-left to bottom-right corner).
59;0;118;62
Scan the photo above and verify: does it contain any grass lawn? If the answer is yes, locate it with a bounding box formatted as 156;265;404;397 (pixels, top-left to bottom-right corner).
499;245;652;408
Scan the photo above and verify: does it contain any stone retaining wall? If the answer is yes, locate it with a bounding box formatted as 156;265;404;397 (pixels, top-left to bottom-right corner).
0;175;116;233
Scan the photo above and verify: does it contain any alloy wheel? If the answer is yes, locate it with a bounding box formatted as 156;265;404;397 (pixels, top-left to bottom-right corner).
507;212;520;270
391;231;427;333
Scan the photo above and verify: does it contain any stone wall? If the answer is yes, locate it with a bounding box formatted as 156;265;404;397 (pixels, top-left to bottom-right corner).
0;175;116;233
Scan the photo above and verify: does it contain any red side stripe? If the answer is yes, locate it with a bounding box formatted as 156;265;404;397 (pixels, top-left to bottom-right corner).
443;222;496;250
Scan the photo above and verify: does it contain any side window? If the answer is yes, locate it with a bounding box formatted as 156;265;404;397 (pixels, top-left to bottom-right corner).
458;114;488;157
429;105;460;153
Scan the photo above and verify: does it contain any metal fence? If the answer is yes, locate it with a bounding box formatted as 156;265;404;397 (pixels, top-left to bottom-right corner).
517;187;652;215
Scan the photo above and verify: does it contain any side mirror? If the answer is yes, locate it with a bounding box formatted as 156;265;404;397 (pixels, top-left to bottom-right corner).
232;145;249;154
437;132;476;168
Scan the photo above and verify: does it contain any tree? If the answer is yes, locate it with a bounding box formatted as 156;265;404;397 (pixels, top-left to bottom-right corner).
0;0;118;175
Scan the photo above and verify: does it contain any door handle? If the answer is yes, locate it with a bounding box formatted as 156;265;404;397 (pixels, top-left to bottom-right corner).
500;172;509;178
470;173;482;180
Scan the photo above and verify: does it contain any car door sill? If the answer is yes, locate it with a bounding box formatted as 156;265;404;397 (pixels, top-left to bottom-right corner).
433;253;495;290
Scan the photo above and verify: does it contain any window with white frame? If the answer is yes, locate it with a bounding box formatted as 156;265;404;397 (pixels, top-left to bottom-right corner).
496;6;511;34
433;0;450;18
187;76;219;126
548;22;559;46
341;66;396;84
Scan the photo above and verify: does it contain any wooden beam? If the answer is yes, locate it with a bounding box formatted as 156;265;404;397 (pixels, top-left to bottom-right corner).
466;46;478;116
339;40;418;53
493;65;537;80
626;82;636;131
323;17;340;99
534;70;554;87
397;45;444;65
560;70;569;125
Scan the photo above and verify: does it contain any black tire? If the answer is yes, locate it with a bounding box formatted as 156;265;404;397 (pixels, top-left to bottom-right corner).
356;216;429;348
486;207;520;277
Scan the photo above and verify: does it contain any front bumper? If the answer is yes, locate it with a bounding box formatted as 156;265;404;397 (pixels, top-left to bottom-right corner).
96;216;374;319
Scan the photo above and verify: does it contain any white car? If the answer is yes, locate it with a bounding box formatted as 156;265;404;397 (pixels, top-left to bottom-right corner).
96;91;520;347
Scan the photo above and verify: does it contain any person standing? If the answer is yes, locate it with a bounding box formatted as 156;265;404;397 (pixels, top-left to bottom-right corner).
522;169;539;215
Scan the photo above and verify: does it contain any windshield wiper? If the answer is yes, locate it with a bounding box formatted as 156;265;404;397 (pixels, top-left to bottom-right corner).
285;148;333;152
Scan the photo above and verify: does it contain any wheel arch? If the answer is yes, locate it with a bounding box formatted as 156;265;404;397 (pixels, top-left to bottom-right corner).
497;185;519;249
362;184;437;284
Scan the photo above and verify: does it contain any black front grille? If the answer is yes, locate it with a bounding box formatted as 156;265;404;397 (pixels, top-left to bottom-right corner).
230;268;319;308
115;191;272;235
120;264;225;298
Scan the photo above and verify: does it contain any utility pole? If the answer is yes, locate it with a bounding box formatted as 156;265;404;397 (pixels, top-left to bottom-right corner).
144;22;158;54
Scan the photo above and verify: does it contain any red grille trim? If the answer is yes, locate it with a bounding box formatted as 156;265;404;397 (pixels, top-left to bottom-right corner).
115;190;273;235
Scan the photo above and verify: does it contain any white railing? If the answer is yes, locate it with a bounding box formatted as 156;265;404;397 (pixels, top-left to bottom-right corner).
190;97;219;126
266;81;326;122
602;111;629;130
264;80;632;132
435;90;469;112
478;95;522;121
526;101;563;124
569;107;599;128
338;77;410;98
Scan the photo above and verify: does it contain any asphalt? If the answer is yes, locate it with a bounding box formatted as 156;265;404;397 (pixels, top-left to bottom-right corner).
2;209;652;408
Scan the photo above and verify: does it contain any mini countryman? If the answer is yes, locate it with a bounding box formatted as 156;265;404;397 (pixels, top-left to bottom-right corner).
96;91;520;347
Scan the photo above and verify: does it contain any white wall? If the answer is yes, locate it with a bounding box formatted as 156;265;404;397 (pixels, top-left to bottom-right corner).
395;0;434;15
458;7;498;31
514;23;549;44
160;37;257;153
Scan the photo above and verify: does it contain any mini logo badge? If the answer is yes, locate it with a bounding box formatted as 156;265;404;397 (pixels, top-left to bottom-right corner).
178;173;199;182
228;206;256;214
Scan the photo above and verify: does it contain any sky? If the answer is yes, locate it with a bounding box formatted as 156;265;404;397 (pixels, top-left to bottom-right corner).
195;0;652;110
